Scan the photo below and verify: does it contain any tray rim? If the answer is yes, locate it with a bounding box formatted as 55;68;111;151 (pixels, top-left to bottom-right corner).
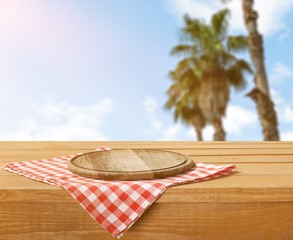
67;148;195;180
69;148;188;172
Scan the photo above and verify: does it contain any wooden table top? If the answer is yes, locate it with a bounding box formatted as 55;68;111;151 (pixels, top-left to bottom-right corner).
1;141;293;240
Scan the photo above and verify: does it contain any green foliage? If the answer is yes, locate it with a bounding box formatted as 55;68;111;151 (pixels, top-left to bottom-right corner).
165;64;206;130
170;44;197;56
227;36;249;52
165;8;252;139
211;9;230;38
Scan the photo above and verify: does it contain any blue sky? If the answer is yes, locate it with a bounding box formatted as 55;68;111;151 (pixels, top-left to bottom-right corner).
0;0;293;141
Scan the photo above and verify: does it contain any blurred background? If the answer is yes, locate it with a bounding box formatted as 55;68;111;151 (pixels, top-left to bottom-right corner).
0;0;292;141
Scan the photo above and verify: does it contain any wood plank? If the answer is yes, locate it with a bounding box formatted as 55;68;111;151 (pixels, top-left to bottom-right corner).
173;148;293;155
0;148;293;160
2;163;293;175
0;201;292;240
1;153;293;166
232;163;293;174
1;142;293;240
0;141;293;150
190;155;293;163
1;175;293;203
0;173;293;191
1;186;293;204
0;149;81;160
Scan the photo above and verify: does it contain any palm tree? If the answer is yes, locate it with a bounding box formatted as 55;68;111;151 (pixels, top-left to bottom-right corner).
170;9;252;141
165;65;206;141
222;0;280;140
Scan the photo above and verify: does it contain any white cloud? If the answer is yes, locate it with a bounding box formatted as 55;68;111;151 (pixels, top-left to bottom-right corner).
150;94;258;140
281;131;293;140
143;96;184;140
186;125;213;141
145;96;258;140
186;128;194;138
143;96;162;133
203;126;214;141
164;0;293;36
284;106;293;122
189;105;257;139
270;62;293;83
0;99;113;140
255;0;293;36
160;124;183;140
223;105;257;135
187;105;257;140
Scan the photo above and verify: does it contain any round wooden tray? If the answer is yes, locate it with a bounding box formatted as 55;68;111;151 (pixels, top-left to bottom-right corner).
68;149;195;181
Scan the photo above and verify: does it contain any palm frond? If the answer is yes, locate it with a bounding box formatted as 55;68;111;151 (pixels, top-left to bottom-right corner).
226;66;247;91
175;57;193;76
211;8;230;37
182;15;211;46
170;44;196;56
236;59;253;74
227;36;248;52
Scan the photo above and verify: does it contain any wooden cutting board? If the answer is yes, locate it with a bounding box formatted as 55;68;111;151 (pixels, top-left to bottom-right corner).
68;149;195;180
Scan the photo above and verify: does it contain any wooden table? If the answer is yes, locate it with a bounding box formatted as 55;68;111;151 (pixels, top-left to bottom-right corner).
0;141;293;240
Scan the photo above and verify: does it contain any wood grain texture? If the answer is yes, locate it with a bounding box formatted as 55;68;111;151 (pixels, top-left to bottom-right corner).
68;149;194;180
0;201;292;240
1;141;293;240
0;141;293;150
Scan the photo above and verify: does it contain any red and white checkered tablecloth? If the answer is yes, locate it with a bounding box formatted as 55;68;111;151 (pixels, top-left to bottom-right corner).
3;147;236;238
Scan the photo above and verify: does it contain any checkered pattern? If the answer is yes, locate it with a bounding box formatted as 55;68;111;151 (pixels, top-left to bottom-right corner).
3;147;236;238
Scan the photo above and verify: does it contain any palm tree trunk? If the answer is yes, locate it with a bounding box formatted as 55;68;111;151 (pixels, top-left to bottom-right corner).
246;89;279;140
194;126;203;141
212;118;226;141
242;0;280;140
